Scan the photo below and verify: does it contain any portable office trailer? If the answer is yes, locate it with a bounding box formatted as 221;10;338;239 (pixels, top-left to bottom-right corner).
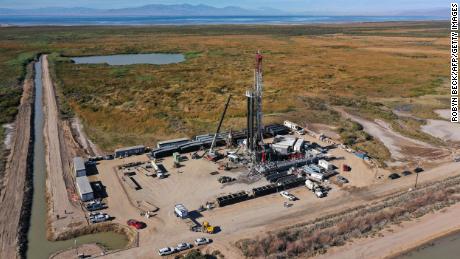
309;172;325;181
73;156;86;177
293;139;304;153
76;176;94;201
114;145;145;158
318;159;334;170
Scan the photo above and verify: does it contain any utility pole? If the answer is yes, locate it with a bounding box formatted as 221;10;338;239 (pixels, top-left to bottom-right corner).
414;161;420;189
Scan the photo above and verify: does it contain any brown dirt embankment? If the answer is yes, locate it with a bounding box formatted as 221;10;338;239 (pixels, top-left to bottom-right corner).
0;62;34;259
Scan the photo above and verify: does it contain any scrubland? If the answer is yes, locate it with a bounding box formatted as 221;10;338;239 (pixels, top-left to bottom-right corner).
0;22;449;162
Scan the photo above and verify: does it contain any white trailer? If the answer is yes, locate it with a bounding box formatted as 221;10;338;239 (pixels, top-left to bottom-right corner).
293;139;304;153
174;204;189;219
283;120;305;135
309;172;325;181
305;179;318;190
318;159;334;170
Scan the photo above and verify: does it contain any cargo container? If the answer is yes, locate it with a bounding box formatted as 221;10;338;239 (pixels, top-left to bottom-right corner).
114;145;145;158
157;138;190;148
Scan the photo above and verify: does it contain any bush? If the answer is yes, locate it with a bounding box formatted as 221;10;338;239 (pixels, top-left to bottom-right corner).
236;176;460;258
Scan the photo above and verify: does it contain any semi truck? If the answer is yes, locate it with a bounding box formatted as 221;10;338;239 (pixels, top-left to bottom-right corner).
305;179;326;198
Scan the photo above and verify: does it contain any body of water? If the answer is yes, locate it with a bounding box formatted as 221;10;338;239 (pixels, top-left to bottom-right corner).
26;57;128;259
397;231;460;259
0;15;446;26
72;53;185;65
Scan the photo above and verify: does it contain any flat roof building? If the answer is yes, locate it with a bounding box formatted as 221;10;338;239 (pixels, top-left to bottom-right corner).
73;156;86;177
76;176;94;202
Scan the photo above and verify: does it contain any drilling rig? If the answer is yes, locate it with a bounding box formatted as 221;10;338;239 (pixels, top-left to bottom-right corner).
246;51;265;163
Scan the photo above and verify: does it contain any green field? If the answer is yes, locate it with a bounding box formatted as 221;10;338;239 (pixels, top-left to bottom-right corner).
0;22;450;163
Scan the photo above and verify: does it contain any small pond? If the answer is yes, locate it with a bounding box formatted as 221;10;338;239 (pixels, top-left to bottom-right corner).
71;53;185;65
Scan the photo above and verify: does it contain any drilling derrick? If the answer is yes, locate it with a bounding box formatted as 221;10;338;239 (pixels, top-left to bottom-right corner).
246;51;265;163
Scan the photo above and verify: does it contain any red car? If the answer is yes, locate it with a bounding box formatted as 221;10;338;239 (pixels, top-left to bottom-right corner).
127;219;146;229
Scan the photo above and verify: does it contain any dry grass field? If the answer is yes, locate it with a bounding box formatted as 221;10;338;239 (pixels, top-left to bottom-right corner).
0;22;450;163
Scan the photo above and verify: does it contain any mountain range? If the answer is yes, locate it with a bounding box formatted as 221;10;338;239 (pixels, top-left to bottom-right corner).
0;4;289;17
0;4;450;17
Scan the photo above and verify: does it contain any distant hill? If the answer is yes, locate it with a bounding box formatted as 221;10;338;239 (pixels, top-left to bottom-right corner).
0;4;288;17
396;7;449;18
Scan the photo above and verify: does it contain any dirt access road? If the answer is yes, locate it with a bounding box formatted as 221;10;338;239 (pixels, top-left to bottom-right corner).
336;107;450;165
0;65;33;259
42;55;86;236
317;202;460;259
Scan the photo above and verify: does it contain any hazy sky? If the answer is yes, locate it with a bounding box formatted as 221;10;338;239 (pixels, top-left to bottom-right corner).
0;0;450;14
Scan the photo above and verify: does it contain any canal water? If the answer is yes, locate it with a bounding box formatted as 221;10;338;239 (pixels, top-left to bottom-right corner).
26;57;128;259
71;53;185;65
397;231;460;259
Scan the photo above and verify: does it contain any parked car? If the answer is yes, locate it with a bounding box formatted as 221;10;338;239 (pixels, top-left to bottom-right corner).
314;188;326;198
85;199;104;211
388;173;401;180
414;167;424;173
402;170;412;176
195;237;212;246
176;242;192;251
127;219;146;229
280;191;296;201
158;247;175;256
337;175;349;184
89;213;109;224
88;211;102;217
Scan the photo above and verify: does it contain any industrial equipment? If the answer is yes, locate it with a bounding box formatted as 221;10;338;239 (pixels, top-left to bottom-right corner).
202;221;215;234
246;51;265;163
207;94;232;161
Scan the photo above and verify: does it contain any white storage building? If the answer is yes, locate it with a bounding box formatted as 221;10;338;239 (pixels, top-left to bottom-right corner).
76;176;94;202
73;157;86;177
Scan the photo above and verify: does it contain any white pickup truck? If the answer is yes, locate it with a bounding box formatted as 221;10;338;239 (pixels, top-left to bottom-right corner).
89;212;109;223
280;191;296;201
